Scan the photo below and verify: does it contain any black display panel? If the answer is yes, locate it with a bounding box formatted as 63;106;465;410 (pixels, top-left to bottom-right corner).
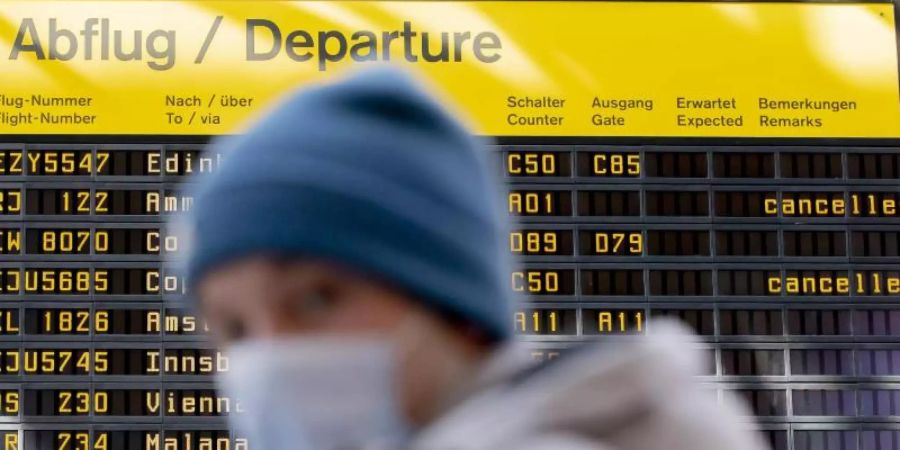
502;143;900;446
0;142;895;449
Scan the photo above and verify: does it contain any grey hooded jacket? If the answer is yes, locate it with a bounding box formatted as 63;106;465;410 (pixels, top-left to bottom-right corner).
411;321;770;450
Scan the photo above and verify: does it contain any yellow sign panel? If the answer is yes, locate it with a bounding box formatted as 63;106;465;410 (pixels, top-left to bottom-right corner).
0;1;898;137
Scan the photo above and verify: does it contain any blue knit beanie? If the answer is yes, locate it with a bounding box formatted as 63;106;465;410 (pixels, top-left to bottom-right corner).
186;68;512;341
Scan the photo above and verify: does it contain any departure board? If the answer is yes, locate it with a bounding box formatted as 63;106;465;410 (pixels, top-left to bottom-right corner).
2;1;900;449
508;145;900;449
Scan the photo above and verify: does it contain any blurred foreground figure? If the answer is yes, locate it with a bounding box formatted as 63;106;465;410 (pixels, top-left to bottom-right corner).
186;68;767;450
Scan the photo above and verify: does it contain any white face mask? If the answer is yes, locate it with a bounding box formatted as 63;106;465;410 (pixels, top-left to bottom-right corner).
219;338;411;450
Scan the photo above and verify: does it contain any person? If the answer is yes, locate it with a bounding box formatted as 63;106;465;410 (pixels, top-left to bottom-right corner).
184;68;768;450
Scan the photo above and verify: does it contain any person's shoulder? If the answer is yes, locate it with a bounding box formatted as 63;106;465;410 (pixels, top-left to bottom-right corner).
413;320;769;450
